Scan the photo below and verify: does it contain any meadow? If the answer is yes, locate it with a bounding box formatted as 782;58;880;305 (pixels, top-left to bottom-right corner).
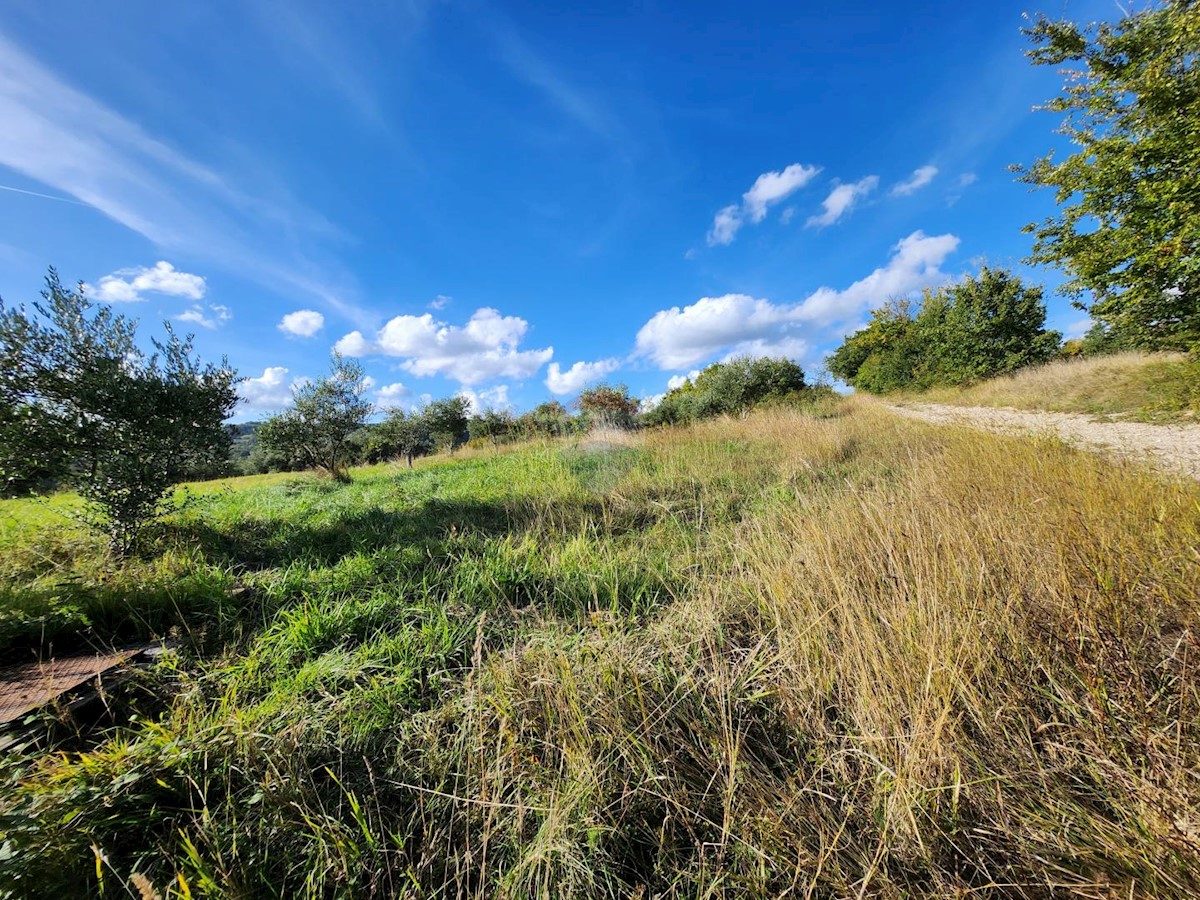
1;398;1199;898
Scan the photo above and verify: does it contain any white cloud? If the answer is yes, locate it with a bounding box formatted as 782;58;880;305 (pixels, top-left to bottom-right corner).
278;309;325;337
946;173;978;206
889;165;939;197
635;294;807;369
743;163;822;223
635;230;960;369
640;393;665;411
544;358;622;395
89;261;206;303
807;176;879;228
429;294;451;310
175;303;231;330
460;384;511;414
239;366;304;412
707;204;743;247
666;370;702;391
333;330;375;356
707;163;821;246
779;207;796;225
795;230;960;325
337;307;553;385
1065;317;1092;339
376;382;411;408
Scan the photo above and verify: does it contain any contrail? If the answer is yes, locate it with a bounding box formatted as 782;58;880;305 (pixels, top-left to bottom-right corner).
0;184;90;206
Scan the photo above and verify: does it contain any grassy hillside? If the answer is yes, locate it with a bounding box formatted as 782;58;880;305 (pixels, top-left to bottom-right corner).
910;351;1200;421
2;401;1199;898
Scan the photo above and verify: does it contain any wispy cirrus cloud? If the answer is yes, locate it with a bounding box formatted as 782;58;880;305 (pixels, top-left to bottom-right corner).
889;165;938;197
0;27;374;328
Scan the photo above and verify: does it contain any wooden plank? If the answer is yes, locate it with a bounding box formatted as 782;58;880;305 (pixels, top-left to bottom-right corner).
0;650;142;725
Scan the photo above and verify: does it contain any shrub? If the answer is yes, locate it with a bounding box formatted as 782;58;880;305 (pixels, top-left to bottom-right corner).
828;267;1061;393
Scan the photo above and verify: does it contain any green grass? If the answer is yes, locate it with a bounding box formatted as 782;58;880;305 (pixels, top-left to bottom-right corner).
2;405;1199;898
910;351;1200;421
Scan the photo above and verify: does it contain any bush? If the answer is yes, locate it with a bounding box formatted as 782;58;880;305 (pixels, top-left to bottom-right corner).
828;267;1061;393
643;356;808;426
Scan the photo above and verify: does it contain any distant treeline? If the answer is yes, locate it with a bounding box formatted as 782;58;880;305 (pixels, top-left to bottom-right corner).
234;359;832;477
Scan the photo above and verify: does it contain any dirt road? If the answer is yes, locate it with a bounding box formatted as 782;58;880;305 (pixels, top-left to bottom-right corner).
888;403;1200;479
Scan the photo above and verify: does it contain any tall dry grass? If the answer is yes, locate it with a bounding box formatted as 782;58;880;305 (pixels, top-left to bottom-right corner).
913;351;1198;421
3;400;1198;898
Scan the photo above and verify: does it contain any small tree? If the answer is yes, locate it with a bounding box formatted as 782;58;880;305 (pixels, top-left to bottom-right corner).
0;269;238;552
258;353;372;480
423;396;471;453
577;383;639;429
468;409;514;447
371;409;433;467
1016;3;1200;352
517;400;575;437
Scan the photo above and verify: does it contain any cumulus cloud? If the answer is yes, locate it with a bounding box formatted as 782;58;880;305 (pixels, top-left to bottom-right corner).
796;230;960;324
278;309;325;337
667;370;701;391
544;358;622;395
175;304;231;330
460;384;511;414
333;330;375;356
333;307;553;385
635;294;807;369
743;164;822;223
376;382;411;408
89;261;206;303
635;230;960;369
807;176;879;228
889;165;938;197
429;294;451;310
707;204;743;247
240;366;303;411
707;162;821;246
640;392;665;411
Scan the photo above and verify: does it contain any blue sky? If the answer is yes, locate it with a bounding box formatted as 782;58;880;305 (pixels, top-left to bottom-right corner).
0;0;1113;419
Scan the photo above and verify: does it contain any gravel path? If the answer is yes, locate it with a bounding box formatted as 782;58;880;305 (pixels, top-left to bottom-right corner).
887;403;1200;479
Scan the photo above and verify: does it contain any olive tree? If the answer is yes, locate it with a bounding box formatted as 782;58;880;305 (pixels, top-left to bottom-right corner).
0;269;239;553
258;353;373;480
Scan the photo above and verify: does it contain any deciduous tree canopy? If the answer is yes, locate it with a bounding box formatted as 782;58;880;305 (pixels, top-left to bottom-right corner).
0;269;238;552
1017;1;1200;352
828;268;1061;393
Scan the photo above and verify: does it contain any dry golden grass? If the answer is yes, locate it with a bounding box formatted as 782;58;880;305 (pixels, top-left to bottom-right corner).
913;351;1199;421
399;403;1200;897
5;400;1198;898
